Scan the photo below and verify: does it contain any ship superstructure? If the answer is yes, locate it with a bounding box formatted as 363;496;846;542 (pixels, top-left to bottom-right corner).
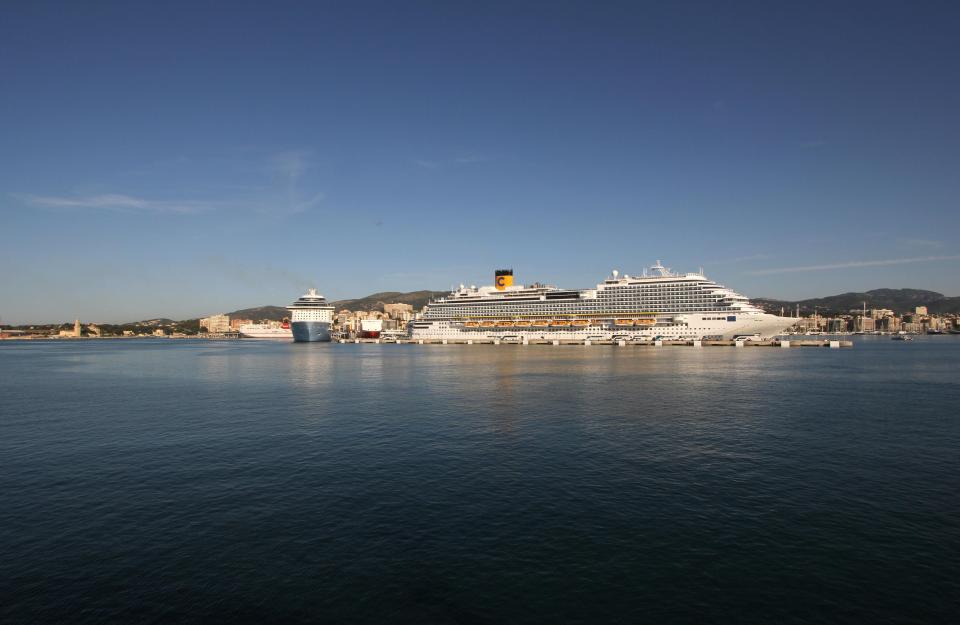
409;263;792;341
288;288;334;342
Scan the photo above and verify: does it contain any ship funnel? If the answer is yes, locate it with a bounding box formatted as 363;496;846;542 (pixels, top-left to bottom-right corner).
495;268;514;291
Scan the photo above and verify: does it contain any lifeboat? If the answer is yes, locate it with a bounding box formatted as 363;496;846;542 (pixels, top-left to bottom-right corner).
464;321;479;328
635;318;655;326
497;321;515;327
571;319;590;327
615;319;635;326
531;320;550;328
551;320;571;327
514;320;532;327
480;321;496;328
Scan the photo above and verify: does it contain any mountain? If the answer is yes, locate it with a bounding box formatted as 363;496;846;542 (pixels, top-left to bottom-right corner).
226;305;289;321
753;288;960;315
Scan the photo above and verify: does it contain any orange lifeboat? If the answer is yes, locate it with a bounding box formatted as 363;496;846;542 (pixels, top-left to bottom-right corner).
531;320;550;328
514;320;532;327
571;319;590;327
551;320;571;327
480;321;496;328
497;321;515;327
464;321;479;328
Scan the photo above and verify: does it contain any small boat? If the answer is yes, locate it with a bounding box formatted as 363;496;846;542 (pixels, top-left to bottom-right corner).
463;321;479;328
531;320;550;328
513;320;532;327
615;319;635;326
497;321;515;327
550;320;571;327
891;334;912;341
635;318;655;326
480;321;496;328
571;319;590;327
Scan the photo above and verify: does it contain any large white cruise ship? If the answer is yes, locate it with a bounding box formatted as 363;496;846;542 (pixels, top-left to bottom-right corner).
288;288;334;342
409;262;793;341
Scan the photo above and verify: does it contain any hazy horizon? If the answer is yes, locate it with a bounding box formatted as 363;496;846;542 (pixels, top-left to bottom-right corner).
5;278;958;326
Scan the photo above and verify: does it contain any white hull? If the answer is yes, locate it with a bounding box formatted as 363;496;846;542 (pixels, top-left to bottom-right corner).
410;314;792;342
239;325;293;339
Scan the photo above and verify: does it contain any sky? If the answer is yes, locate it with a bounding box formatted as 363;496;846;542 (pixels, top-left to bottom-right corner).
1;1;958;323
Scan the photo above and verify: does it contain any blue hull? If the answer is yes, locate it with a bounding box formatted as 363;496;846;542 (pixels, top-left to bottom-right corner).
291;321;331;342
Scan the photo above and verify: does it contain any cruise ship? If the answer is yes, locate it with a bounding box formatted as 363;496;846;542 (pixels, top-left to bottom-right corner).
238;319;293;339
409;263;793;341
288;288;334;342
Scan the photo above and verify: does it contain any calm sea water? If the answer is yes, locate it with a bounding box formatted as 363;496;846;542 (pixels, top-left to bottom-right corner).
1;338;958;624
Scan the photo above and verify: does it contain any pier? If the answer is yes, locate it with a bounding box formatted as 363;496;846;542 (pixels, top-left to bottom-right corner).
339;338;853;348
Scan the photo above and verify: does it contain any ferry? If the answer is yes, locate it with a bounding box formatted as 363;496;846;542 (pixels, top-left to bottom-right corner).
408;263;795;341
359;319;383;339
239;319;293;339
288;288;334;342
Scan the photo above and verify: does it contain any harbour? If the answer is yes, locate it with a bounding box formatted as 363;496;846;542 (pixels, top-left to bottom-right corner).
340;337;854;347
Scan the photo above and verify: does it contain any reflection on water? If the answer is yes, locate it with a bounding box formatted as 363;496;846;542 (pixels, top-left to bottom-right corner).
1;337;958;624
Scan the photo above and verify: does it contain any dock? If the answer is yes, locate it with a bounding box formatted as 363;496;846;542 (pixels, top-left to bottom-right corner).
338;338;853;348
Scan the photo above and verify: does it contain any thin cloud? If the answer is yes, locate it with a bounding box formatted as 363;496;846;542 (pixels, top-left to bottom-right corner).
747;255;960;275
413;154;491;169
704;254;770;265
454;155;491;165
19;149;327;218
898;238;943;250
268;150;324;215
17;193;216;214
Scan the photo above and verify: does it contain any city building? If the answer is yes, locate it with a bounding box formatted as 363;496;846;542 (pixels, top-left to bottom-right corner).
230;318;253;331
383;303;414;321
200;314;231;333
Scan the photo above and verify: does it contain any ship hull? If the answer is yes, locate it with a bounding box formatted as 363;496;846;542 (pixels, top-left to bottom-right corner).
291;321;331;342
238;326;293;339
410;313;792;342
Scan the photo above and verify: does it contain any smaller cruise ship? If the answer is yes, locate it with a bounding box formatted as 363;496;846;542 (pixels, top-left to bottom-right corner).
238;319;293;339
288;288;334;342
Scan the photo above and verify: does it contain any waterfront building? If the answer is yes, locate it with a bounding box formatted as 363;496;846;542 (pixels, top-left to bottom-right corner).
384;303;414;320
915;306;928;316
200;314;231;333
229;318;253;331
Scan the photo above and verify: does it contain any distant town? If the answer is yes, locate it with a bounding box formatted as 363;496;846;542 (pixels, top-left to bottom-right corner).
2;287;959;339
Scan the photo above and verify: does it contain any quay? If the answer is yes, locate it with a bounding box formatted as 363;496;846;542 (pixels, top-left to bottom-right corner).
339;338;853;348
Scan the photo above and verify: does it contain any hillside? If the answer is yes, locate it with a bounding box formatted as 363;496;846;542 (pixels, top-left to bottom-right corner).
224;291;448;321
226;305;289;321
753;288;960;315
330;290;448;312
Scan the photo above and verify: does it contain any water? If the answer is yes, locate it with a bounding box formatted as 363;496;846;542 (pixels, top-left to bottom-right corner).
1;338;958;624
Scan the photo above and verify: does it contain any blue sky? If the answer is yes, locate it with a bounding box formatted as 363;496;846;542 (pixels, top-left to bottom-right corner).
1;1;958;323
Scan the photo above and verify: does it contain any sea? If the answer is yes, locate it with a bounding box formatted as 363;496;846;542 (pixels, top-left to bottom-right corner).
1;337;958;624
